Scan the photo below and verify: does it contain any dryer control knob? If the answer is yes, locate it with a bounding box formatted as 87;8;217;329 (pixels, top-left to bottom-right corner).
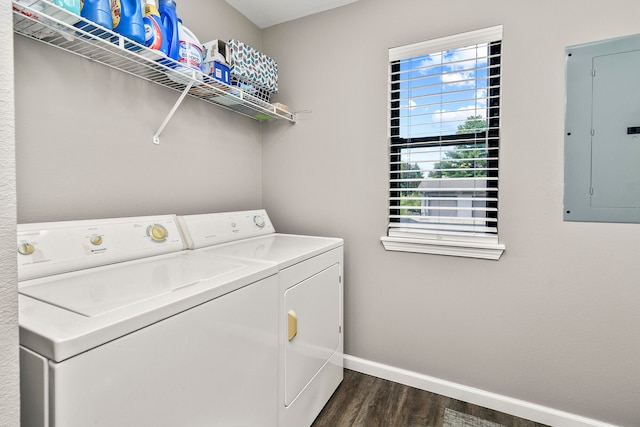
147;225;168;242
18;243;35;256
254;215;265;228
90;236;103;246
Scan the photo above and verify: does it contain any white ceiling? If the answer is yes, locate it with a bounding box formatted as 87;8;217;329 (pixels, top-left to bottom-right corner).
225;0;359;29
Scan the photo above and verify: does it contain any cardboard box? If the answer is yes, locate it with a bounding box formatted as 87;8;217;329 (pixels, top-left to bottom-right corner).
203;60;230;85
202;40;229;65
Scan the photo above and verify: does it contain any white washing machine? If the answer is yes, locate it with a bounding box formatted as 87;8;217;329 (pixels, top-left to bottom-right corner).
178;210;344;427
17;215;279;427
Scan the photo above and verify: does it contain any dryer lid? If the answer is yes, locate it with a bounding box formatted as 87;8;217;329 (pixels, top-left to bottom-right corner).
201;234;343;269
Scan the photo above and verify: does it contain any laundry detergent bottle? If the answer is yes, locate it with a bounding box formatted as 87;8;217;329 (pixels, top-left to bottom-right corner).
111;0;145;44
141;0;167;54
158;0;179;61
177;19;203;74
79;0;113;31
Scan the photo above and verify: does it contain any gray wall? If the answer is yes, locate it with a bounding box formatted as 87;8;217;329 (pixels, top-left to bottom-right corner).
261;1;640;426
15;0;264;223
1;0;18;424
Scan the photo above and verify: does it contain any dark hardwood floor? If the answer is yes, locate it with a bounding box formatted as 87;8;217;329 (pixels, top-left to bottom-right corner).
312;369;549;427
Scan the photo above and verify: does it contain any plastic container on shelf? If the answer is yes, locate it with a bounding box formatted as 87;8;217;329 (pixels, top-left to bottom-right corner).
177;20;202;72
165;19;202;85
158;0;179;61
111;0;144;44
141;0;167;55
54;0;80;15
78;0;113;32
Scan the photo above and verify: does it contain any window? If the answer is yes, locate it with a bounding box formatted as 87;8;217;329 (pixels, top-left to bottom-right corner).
381;26;505;260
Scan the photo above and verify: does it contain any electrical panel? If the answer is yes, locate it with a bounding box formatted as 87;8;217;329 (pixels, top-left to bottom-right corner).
564;33;640;223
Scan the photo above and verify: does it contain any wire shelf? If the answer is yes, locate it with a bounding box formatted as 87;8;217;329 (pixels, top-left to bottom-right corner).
12;0;296;124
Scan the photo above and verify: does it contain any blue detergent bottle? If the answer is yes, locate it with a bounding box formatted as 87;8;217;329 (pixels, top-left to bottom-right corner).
141;0;168;55
111;0;145;44
158;0;180;61
78;0;113;32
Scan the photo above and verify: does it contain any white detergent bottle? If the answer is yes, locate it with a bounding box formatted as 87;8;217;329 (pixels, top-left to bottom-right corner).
177;19;203;75
166;19;203;84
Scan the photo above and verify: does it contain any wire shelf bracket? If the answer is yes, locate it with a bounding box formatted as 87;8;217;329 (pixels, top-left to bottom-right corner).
153;75;195;145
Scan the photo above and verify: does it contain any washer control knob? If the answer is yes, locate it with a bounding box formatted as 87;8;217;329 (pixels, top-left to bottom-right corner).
254;215;265;228
90;236;103;246
18;243;35;256
147;224;168;242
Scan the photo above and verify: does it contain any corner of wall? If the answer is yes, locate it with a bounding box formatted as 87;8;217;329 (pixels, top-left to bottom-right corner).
0;4;20;426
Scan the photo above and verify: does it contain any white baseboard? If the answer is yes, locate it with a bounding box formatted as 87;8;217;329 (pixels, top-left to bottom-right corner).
344;355;619;427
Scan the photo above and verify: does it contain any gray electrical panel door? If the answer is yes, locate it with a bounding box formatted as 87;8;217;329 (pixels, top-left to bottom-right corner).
564;33;640;222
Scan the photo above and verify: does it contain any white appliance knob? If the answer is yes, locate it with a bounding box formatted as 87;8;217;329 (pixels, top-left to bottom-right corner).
90;236;103;246
254;215;265;228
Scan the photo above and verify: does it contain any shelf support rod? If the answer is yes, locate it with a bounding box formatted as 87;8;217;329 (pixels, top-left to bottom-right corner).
153;76;196;145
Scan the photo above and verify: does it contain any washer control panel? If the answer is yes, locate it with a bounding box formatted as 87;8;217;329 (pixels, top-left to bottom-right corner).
17;215;185;281
178;210;275;249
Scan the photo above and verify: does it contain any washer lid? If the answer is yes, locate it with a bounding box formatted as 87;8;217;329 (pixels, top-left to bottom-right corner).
19;250;278;362
20;251;245;317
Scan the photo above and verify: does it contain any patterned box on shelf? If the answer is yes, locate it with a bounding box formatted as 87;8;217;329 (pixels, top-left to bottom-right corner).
228;39;278;97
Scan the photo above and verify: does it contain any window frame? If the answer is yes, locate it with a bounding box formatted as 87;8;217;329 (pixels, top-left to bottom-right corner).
381;26;506;260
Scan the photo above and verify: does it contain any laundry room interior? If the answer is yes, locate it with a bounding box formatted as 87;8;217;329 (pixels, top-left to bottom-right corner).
1;0;640;426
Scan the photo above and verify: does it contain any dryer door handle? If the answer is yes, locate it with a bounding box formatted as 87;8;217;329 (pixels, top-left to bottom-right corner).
287;309;298;341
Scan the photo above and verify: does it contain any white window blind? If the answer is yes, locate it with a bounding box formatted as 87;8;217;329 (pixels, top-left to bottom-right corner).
381;26;505;260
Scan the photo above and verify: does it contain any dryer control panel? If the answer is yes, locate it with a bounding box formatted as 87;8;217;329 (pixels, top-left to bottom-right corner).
178;210;276;249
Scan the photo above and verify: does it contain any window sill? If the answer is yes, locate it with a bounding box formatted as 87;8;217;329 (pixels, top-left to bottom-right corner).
380;236;505;260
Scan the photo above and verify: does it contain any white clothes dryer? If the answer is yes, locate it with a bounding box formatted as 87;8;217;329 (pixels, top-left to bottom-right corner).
178;210;344;427
18;215;279;427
